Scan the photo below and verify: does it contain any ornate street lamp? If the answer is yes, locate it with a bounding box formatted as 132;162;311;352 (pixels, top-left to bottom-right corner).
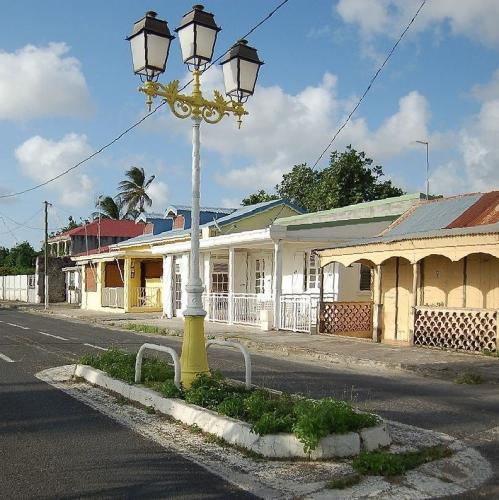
128;6;263;387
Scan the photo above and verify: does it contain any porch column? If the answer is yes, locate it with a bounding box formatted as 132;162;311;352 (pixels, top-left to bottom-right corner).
203;252;211;320
372;264;382;342
409;262;420;346
272;240;282;330
228;247;235;324
162;255;173;318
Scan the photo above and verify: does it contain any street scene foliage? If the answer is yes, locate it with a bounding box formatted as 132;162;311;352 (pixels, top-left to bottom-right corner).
242;146;404;211
80;348;378;452
0;241;38;275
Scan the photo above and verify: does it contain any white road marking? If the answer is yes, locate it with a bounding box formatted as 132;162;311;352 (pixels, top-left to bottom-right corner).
38;331;68;341
84;343;108;351
0;351;15;362
6;322;29;330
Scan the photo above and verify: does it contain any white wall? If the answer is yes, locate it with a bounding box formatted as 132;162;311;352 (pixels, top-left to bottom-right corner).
0;274;36;303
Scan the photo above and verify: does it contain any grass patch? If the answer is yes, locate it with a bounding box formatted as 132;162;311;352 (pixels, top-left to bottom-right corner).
326;473;362;490
124;323;167;335
454;372;485;385
352;446;453;476
79;349;378;453
482;349;499;358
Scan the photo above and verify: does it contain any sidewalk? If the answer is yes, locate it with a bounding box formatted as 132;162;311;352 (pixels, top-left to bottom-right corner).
10;301;499;384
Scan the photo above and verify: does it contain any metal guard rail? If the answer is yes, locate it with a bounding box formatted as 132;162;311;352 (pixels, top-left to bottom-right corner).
206;339;252;389
135;343;181;389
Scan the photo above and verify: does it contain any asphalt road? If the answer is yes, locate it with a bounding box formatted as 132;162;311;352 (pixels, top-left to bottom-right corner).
1;307;498;499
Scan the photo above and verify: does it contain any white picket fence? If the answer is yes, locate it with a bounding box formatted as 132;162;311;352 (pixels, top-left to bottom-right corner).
0;274;37;303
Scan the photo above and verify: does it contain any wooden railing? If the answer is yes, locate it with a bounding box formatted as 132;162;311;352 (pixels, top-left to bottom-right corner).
102;287;124;308
319;301;373;338
414;306;497;353
131;287;162;309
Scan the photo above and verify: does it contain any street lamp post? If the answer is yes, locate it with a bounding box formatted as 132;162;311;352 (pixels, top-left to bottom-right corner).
415;140;429;199
128;6;263;387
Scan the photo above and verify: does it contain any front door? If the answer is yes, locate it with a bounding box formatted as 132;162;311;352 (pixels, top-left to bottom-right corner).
249;252;273;296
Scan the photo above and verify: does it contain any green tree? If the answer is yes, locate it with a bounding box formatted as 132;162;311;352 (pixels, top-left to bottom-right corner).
118;167;155;214
93;196;136;220
3;241;38;274
241;189;279;206
241;146;404;212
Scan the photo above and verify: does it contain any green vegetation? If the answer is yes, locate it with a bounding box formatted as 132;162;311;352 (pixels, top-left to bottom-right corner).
454;372;485;385
124;323;181;336
0;241;39;275
242;146;404;211
482;348;499;358
352;446;453;476
79;349;378;452
326;473;362;490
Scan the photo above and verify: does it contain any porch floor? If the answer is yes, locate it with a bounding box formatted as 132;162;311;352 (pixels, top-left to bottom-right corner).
14;301;499;384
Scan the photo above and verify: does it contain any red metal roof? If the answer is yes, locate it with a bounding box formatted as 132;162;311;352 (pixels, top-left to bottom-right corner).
446;191;499;228
51;219;146;239
72;245;112;258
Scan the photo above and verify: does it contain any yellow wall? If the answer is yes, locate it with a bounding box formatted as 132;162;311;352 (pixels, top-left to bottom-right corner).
217;206;299;235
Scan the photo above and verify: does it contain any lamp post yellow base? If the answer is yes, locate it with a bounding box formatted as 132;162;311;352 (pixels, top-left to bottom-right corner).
180;315;210;388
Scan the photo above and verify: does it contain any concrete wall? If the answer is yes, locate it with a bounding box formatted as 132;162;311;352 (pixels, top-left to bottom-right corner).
36;255;72;303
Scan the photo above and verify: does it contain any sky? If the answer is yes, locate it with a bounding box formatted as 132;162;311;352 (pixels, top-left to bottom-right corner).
1;0;499;249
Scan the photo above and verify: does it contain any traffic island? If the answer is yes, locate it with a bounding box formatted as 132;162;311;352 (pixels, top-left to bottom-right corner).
38;363;493;499
73;348;390;459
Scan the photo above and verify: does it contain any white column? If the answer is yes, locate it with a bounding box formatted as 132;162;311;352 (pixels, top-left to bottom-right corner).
228;247;235;324
372;264;382;342
272;240;282;330
162;255;173;318
184;115;205;317
203;252;211;320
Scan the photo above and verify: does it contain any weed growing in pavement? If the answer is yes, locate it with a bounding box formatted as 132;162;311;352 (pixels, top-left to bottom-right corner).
124;323;167;335
80;349;379;452
352;446;453;476
145;406;156;415
325;473;362;489
482;349;499;358
454;372;485;385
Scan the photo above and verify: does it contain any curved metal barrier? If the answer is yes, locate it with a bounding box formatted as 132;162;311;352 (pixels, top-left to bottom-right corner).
135;343;181;389
206;339;252;389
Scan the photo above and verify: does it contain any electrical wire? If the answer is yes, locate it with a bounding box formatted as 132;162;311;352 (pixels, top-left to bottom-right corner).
0;0;291;201
0;207;45;231
312;0;427;168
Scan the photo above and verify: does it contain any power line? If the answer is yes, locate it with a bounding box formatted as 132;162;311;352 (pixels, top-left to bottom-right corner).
0;207;45;232
0;0;291;201
312;0;427;169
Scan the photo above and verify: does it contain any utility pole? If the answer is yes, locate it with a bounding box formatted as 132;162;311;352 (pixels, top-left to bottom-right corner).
44;201;51;310
416;140;429;199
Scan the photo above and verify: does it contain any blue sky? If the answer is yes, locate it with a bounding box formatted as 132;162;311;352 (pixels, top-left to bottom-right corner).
1;0;499;249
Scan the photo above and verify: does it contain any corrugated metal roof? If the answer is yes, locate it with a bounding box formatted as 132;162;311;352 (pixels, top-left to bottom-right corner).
446;191;499;228
385;194;482;236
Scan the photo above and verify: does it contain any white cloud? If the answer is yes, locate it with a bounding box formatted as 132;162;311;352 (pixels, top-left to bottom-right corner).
0;43;92;121
15;133;94;207
149;68;431;192
336;0;499;48
146;180;169;210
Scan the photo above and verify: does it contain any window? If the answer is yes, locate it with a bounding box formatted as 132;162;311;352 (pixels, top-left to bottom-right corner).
306;252;320;291
211;262;228;293
174;263;182;311
68;271;75;289
359;265;372;291
85;265;97;292
255;258;265;294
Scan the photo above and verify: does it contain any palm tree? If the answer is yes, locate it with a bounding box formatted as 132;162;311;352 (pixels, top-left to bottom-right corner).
118;166;155;214
92;195;136;220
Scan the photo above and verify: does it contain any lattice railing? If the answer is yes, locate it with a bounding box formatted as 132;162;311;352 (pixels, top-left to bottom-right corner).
414;306;497;353
319;301;373;338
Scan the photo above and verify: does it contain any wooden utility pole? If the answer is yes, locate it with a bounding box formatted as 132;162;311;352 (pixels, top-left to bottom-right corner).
44;201;51;310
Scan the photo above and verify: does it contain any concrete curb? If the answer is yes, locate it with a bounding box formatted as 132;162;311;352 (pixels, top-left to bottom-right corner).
75;364;391;459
